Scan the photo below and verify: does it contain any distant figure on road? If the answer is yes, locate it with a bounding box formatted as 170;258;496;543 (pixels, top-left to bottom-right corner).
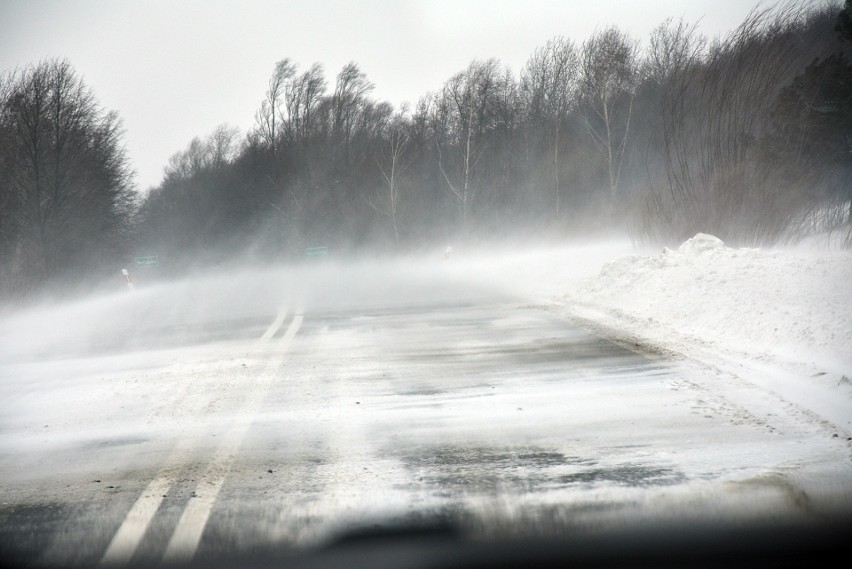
444;246;453;260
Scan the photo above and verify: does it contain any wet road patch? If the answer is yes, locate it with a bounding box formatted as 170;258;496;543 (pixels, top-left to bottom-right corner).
0;502;71;566
396;445;686;498
557;465;684;487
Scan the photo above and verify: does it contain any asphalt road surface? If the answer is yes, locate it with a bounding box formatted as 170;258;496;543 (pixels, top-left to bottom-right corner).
1;263;850;567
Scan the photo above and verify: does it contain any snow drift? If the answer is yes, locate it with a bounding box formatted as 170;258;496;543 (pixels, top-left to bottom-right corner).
561;233;851;378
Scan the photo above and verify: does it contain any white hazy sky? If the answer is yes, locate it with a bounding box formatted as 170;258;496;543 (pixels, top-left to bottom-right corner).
1;0;768;192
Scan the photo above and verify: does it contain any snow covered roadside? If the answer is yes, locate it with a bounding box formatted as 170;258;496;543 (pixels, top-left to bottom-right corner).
557;234;852;433
457;234;852;433
561;234;850;372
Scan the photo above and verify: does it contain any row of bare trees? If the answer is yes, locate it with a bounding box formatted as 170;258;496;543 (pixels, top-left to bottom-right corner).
2;2;847;297
639;2;852;245
0;59;135;299
137;24;649;266
135;1;850;271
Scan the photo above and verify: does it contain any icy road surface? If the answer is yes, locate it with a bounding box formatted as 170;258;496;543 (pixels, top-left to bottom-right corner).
0;259;850;566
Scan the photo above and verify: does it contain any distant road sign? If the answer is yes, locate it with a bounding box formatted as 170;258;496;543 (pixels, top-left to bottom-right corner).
134;256;159;267
305;246;328;258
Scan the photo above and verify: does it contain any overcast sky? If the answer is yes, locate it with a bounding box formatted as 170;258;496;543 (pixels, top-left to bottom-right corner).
1;0;769;192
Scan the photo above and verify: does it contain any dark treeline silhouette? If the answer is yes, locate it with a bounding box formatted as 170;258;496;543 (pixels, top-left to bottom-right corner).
640;2;852;244
1;1;851;299
0;59;135;300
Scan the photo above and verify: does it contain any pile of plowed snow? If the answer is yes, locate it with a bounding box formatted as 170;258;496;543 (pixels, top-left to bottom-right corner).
565;233;852;376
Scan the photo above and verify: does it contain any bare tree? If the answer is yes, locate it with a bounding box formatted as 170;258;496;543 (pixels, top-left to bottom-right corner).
332;62;374;165
206;124;241;169
644;18;706;86
371;109;410;245
285;62;326;147
164;124;240;179
255;59;296;158
580;26;640;200
522;37;580;218
436;59;505;231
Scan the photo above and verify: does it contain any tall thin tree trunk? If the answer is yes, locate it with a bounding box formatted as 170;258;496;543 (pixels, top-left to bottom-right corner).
553;126;560;220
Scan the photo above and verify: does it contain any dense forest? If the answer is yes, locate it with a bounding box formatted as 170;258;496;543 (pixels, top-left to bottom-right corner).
1;1;851;300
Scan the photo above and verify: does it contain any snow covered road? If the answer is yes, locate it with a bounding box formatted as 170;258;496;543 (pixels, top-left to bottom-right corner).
1;255;851;566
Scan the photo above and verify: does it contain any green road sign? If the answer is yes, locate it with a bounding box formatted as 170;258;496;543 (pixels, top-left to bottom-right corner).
305;246;328;257
134;256;159;267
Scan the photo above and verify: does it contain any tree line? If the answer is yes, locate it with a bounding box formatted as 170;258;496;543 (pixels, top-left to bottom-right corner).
0;59;135;300
2;1;850;299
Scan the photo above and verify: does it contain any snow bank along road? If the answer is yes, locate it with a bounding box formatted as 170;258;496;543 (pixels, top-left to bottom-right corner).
0;259;850;566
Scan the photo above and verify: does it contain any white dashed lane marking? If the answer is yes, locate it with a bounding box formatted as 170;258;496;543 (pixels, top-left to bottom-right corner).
99;309;304;566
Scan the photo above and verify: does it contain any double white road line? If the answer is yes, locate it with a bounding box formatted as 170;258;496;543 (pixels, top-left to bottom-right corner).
99;307;303;566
